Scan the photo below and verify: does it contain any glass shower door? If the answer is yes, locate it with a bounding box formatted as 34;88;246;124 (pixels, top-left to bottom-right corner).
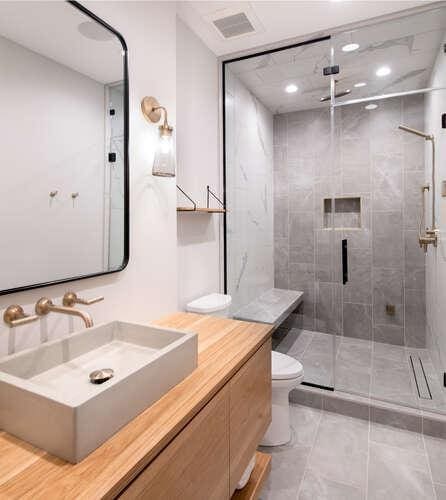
330;6;446;411
290;43;341;390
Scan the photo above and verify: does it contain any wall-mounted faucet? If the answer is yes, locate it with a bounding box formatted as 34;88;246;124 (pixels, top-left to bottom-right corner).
398;124;437;252
35;296;98;328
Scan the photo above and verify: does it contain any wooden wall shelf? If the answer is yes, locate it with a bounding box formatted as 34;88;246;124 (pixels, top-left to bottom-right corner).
177;185;225;214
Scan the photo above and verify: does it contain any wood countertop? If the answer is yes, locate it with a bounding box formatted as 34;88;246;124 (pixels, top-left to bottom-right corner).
0;313;273;499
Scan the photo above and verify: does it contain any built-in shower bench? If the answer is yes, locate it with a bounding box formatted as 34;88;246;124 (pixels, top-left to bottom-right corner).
233;288;303;327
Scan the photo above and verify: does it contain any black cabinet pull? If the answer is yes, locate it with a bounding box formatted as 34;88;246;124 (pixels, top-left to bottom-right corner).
342;239;348;285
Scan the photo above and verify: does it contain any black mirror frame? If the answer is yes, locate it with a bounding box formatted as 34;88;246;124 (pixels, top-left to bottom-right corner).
0;0;130;296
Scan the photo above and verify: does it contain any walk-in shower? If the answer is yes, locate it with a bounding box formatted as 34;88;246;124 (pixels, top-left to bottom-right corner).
223;4;446;416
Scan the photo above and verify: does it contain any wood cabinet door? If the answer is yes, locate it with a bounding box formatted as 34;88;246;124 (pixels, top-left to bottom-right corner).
229;340;272;495
119;385;230;500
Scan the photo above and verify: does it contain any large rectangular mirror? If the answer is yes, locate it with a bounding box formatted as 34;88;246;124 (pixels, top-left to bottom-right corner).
0;1;129;295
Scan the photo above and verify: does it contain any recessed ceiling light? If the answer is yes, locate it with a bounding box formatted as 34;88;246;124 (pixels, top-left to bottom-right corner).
285;84;298;93
376;66;391;77
354;82;367;88
365;103;378;110
342;43;359;52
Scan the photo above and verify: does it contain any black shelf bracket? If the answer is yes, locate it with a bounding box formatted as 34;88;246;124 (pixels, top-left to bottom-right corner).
207;185;225;209
176;185;197;210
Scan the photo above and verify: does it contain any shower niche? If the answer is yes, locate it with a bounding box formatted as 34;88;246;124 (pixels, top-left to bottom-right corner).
323;197;361;229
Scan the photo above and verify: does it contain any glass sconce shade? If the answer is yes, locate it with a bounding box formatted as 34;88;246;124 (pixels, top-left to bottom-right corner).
152;125;175;177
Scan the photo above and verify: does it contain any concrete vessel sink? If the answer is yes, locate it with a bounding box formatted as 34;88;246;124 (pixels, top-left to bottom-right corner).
0;321;197;463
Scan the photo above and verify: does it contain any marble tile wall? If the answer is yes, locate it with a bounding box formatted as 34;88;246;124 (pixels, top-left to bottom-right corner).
274;95;426;347
225;68;274;313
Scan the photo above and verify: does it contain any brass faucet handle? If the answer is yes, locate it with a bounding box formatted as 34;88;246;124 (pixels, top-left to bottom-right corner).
3;305;39;327
63;292;104;307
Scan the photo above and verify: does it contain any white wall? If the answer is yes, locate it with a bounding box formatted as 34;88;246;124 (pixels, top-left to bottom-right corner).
0;1;178;357
176;18;221;309
0;34;105;289
425;36;446;382
225;68;274;313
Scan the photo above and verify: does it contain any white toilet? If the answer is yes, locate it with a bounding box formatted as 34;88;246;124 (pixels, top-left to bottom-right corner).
185;293;232;317
185;294;304;447
261;351;304;447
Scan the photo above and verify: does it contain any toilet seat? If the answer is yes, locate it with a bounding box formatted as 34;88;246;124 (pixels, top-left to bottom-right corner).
186;293;232;314
271;351;303;380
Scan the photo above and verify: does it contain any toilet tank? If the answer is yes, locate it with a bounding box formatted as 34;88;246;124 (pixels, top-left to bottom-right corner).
186;293;232;318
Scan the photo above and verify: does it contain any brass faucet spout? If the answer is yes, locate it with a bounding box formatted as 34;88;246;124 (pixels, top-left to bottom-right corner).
35;298;93;328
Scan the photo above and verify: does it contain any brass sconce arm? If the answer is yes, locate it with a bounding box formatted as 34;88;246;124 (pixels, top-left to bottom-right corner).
141;96;173;133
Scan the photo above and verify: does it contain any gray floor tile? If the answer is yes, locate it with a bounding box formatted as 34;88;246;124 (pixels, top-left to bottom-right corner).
424;435;446;485
306;412;369;488
435;483;446;500
260;446;310;497
336;338;372;395
302;351;333;387
372;342;406;363
275;328;312;358
335;366;371;396
289;404;322;447
367;441;435;500
305;331;338;356
259;488;299;500
337;337;373;370
301;332;336;387
298;469;365;500
369;422;424;452
370;358;418;407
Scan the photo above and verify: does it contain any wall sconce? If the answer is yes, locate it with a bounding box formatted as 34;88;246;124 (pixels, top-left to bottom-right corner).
141;96;175;177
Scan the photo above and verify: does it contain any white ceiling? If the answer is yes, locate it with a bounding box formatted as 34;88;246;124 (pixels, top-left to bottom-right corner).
0;2;124;84
226;6;446;113
176;0;430;57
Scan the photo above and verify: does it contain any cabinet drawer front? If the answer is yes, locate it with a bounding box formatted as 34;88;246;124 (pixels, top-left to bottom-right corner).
119;386;230;500
229;340;272;495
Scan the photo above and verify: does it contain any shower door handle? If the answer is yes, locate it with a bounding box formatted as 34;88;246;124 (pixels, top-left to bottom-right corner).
342;239;348;285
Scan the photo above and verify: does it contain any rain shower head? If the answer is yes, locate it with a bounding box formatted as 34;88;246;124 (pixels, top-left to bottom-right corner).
398;124;433;140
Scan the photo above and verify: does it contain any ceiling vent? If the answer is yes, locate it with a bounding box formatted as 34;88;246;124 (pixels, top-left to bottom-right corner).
212;12;255;39
212;12;255;38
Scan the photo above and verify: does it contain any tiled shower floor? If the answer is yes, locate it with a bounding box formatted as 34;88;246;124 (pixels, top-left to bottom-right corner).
273;328;446;414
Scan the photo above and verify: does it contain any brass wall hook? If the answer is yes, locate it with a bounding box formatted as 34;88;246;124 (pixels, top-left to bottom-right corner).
3;305;39;327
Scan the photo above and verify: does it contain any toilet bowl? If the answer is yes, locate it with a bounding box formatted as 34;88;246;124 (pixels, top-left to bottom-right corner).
186;295;303;447
261;351;304;447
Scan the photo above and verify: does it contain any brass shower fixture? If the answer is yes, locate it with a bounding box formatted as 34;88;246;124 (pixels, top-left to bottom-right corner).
398;125;438;252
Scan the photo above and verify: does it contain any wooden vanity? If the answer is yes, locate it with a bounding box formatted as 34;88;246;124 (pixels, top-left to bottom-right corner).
0;313;273;499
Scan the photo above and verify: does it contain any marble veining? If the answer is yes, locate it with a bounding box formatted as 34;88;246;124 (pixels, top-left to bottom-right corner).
226;68;274;312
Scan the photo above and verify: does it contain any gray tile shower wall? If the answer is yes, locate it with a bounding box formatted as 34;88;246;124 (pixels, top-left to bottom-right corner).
273;95;426;347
